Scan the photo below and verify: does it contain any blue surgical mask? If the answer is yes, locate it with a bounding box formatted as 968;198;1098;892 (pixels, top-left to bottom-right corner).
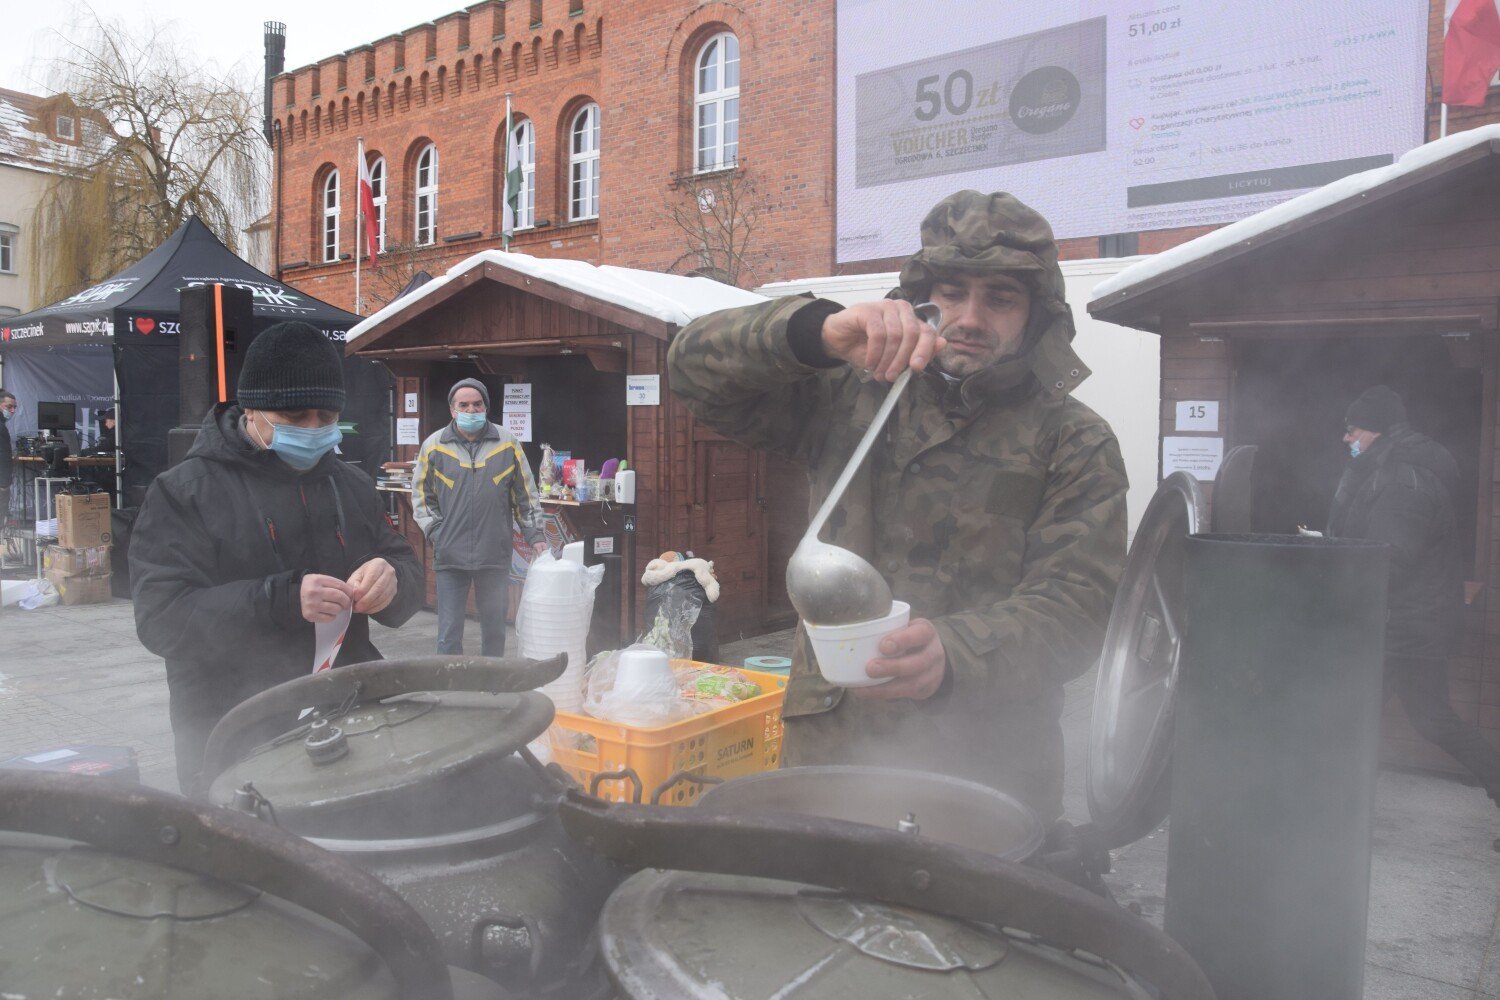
253;417;342;470
455;411;488;434
1349;440;1361;458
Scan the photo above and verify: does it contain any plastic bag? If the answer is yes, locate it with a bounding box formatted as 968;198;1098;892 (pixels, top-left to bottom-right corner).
583;644;712;727
636;587;701;662
641;569;718;662
675;664;763;704
15;579;59;610
538;443;557;493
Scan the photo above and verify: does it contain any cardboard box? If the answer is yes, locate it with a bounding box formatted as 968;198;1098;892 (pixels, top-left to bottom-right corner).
42;543;112;578
56;492;111;549
44;570;113;605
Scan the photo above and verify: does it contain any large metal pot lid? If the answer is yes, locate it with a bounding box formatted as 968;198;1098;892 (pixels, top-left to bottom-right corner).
0;835;398;999
1086;471;1203;849
208;690;554;817
697;766;1044;862
598;869;1135;999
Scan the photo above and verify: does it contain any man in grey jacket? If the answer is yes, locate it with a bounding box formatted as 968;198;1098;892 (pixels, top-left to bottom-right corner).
413;378;547;655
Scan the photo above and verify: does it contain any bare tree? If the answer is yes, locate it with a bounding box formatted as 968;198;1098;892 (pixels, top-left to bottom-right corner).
661;164;770;288
29;9;267;303
365;241;437;313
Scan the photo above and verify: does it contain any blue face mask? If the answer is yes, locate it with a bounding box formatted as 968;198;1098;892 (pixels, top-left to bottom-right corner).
254;418;342;470
455;411;489;434
1349;440;1361;458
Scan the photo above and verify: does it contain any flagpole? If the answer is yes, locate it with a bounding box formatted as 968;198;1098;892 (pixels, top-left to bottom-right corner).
1440;102;1449;140
503;93;513;252
355;136;364;313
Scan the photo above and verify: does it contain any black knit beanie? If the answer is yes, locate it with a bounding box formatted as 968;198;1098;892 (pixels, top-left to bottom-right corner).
1345;385;1406;434
238;321;346;411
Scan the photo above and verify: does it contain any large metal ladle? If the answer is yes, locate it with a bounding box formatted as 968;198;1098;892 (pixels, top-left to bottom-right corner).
786;302;941;625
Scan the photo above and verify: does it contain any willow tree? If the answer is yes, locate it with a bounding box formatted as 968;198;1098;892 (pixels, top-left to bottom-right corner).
30;12;266;304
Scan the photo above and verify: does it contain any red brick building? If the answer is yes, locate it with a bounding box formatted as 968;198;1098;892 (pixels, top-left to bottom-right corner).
268;0;834;312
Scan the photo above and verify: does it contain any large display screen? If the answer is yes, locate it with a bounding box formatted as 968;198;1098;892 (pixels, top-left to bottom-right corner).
837;1;1428;262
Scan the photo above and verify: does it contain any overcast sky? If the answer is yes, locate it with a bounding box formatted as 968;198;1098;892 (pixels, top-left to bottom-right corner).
3;1;476;94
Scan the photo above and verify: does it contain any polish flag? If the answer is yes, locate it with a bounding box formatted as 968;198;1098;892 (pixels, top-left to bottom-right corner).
1445;0;1500;108
357;138;380;259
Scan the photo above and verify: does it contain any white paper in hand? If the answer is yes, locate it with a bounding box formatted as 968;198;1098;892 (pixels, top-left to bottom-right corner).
300;607;353;720
314;608;352;673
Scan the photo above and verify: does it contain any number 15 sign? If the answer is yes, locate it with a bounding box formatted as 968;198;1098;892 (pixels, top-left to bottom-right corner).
1175;400;1219;432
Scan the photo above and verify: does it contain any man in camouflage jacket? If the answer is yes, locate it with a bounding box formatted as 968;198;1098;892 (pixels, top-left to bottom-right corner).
668;191;1127;820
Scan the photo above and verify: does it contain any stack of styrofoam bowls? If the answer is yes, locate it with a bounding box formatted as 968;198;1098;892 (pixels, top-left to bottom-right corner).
518;557;591;714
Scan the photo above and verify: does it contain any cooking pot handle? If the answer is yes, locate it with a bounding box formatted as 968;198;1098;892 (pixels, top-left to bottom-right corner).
558;792;1216;1000
589;767;643;803
0;770;453;1000
202;654;567;783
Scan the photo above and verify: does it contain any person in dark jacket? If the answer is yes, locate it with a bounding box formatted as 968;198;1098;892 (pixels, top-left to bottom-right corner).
413;378;547;656
0;390;15;523
83;408;116;499
1328;385;1500;830
130;322;423;796
88;408;115;456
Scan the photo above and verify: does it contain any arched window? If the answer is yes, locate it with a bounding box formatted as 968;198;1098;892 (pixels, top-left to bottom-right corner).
511;119;536;231
695;33;739;172
321;169;340;262
569;103;600;221
414;143;438;245
369;156;387;253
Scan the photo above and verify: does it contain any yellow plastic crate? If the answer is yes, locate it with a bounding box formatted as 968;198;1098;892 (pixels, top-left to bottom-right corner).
549;664;788;806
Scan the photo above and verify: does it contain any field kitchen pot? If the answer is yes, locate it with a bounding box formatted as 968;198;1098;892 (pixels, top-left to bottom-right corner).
542;474;1214;1000
0;770;478;999
202;655;623;999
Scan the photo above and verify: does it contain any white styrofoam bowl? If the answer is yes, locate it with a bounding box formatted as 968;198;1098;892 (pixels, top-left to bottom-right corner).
804;601;911;688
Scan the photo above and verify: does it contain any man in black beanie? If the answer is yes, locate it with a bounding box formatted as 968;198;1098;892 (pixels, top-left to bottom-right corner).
130;321;423;796
1328;385;1500;841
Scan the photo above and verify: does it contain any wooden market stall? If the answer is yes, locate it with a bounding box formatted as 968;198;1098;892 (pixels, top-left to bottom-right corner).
1088;125;1500;773
344;251;797;647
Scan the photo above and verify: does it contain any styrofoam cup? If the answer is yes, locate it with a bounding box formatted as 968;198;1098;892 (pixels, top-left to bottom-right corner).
613;648;676;700
804;601;911;688
525;558;582;599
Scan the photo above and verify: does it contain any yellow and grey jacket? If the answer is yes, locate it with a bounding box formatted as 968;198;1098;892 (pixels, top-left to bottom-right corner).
412;421;544;571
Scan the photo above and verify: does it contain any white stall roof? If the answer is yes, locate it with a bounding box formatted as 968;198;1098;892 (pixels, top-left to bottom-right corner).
1089;125;1500;308
347;250;766;346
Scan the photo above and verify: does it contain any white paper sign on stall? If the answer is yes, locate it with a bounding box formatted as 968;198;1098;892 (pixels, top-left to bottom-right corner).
1162;436;1224;481
396;418;421;445
626;375;660;406
503;384;532;413
404;392;419;414
505;411;533;442
1175;400;1219;432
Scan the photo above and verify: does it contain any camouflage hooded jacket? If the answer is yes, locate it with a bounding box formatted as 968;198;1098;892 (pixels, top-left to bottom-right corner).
668;192;1127;816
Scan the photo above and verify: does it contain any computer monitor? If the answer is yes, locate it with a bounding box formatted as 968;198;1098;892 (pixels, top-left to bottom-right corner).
37;401;77;432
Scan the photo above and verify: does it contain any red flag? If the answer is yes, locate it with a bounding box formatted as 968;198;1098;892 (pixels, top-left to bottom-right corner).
1445;0;1500;108
357;139;379;259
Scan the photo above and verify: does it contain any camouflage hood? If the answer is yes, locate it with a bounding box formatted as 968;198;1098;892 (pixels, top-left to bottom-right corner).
896;191;1088;399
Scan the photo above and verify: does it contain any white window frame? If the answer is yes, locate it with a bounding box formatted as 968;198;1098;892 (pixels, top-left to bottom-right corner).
369;156;388;253
694;33;740;173
415;143;439;246
321;170;340;263
511;119;536;231
0;224;16;274
56;114;75;140
569;104;600;222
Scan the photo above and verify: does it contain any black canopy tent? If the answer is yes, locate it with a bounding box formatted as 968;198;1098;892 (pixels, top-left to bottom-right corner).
0;218;392;503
